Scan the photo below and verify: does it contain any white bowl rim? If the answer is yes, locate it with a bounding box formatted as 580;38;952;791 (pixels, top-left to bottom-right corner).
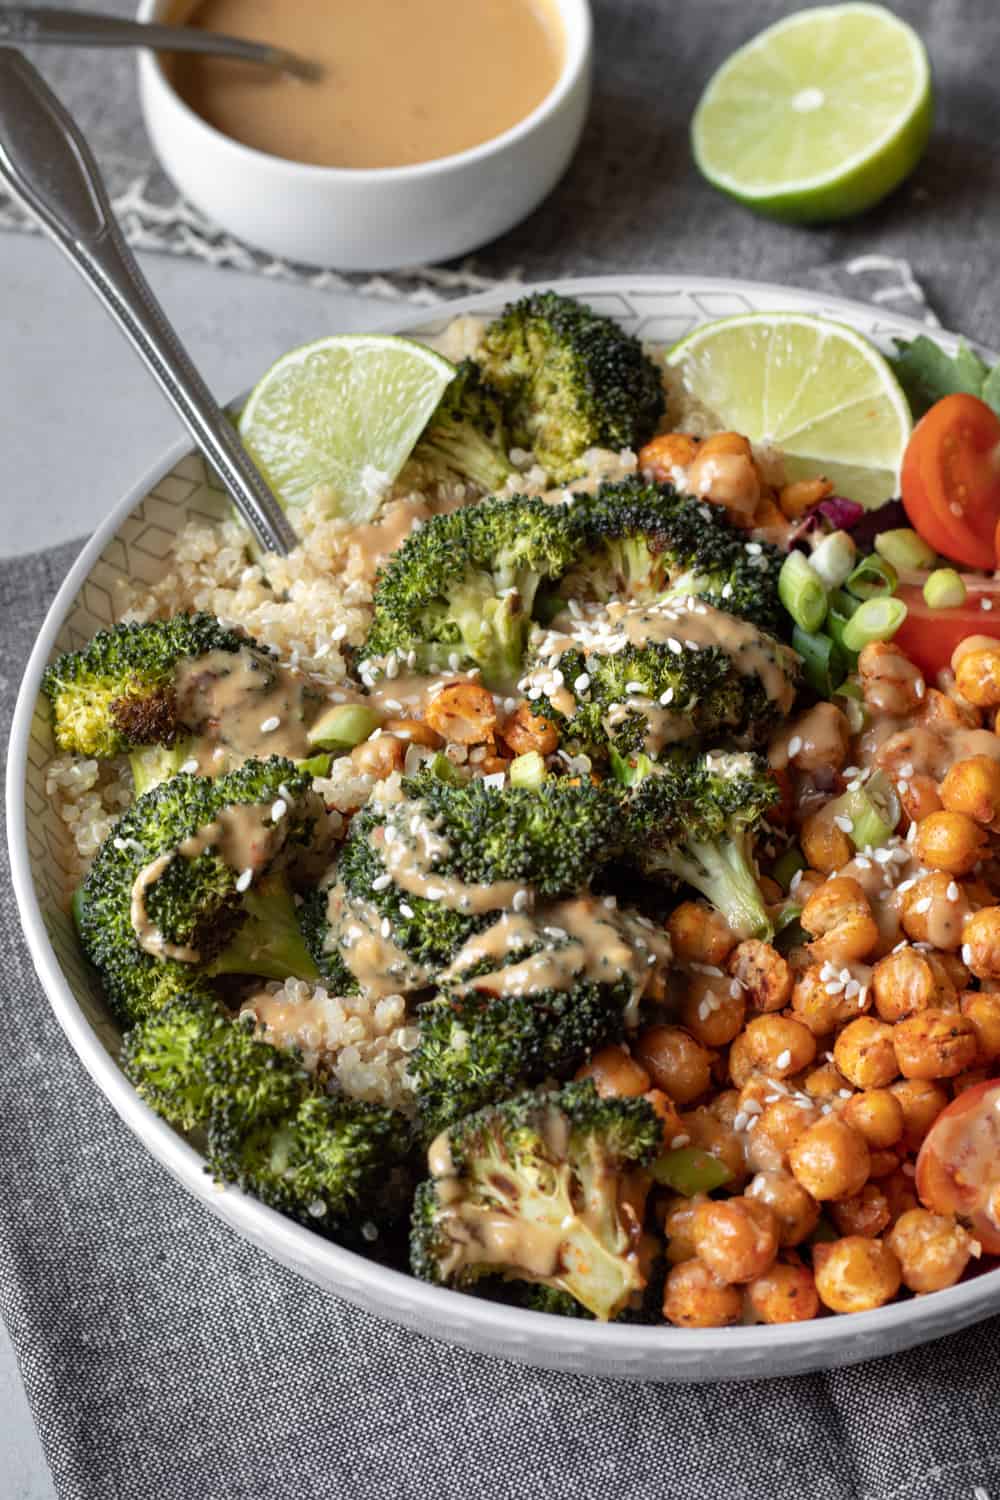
10;272;1000;1371
136;0;593;183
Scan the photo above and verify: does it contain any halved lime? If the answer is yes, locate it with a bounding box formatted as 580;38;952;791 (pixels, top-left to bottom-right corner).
239;334;456;520
668;313;912;507
691;3;932;222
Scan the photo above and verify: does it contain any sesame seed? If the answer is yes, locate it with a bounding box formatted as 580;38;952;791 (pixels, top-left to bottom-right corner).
372;874;392;892
947;881;960;902
380;918;392;939
670;1134;690;1150
235;869;253;893
574;673;591;693
260;716;280;733
180;758;199;775
512;889;530;913
834;815;854;834
660;688;675;706
399;903;415;919
667;638;683;655
775;1049;792;1071
912;896;932;914
787;735;803;758
962;943;973;965
983;599;994;612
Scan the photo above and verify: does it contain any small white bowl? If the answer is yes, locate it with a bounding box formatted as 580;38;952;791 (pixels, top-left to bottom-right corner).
136;0;593;271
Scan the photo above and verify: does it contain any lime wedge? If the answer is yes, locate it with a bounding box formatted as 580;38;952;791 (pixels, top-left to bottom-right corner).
667;313;912;507
239;334;456;520
691;3;932;222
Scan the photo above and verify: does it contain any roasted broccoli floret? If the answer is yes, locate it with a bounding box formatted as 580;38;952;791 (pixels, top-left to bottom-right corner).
77;757;325;1026
123;993;412;1236
361;495;578;690
622;749;780;939
475;292;664;483
297;883;359;995
557;477;786;632
43;613;252;759
410;1080;659;1320
491;1241;666;1323
411;358;515;493
523;601;798;761
410;895;670;1134
335;768;623;975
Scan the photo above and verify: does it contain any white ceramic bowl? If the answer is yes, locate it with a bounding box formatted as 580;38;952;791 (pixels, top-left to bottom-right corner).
10;276;1000;1381
136;0;592;270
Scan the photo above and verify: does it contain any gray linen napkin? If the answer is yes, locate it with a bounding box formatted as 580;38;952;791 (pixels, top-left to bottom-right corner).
3;0;1000;345
2;549;1000;1500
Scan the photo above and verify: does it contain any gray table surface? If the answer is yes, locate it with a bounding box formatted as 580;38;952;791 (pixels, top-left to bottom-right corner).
1;229;382;1499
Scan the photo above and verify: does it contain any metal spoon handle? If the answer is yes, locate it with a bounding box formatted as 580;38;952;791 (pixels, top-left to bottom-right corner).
0;8;320;78
0;48;298;558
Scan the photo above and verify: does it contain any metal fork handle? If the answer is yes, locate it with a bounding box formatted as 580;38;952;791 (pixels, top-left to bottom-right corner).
0;8;321;79
0;47;298;557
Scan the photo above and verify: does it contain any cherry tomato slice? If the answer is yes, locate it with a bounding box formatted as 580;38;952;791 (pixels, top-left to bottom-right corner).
916;1079;1000;1253
901;394;1000;569
893;581;1000;679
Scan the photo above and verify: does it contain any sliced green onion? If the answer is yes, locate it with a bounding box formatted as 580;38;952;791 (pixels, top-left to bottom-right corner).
810;530;857;590
609;748;655;788
510;751;547;789
793;626;845;697
845;553;898;601
774;901;803;934
823;769;901;850
834;682;866;734
427;751;467;786
841;596;908;652
306;702;380;750
772;847;807;893
825;604;860;669
829;587;861;619
874;527;938;573
923;568;968;609
780;550;828;632
296;752;333;779
652;1147;732;1196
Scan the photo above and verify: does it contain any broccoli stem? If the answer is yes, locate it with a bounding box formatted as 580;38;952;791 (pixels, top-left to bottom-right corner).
129;740;196;797
207;872;320;984
651;837;773;941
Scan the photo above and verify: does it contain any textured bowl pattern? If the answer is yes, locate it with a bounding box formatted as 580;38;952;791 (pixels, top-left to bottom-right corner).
13;277;1000;1380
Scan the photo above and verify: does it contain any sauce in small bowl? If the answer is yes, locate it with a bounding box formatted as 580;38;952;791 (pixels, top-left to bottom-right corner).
167;0;565;169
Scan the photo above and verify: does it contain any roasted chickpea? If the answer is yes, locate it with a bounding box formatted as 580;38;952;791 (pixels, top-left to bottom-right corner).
872;945;957;1023
897;773;944;826
889;1078;949;1151
692;1197;779;1284
728;1015;816;1089
959;990;1000;1062
857;641;924;716
707;1088;742;1129
575;1045;651;1099
728;940;792;1013
834;1016;899;1090
634;1026;713;1105
679;974;746;1048
771;703;850;774
893;1009;978;1080
804;1062;849;1101
801;878;879;964
788;1115;870;1202
747;1260;820;1324
953;642;1000;707
886;1209;972;1294
381;717;442;749
882;1168;920;1224
962;906;1000;979
425;681;498;745
920;686;980;729
940;755;1000;826
668;900;736;966
663;1259;743;1327
830;1184;891;1238
840;1089;905;1149
661;1193;705;1264
899;872;970;950
778;476;834;520
500;701;559;757
868;1150;902;1179
800;809;853;875
915;810;988;876
791;965;870;1036
349;732;406;779
745;1097;819;1173
813;1236;902;1313
745;1170;820;1246
680;1108;748;1191
638;431;701;478
687;439;760;520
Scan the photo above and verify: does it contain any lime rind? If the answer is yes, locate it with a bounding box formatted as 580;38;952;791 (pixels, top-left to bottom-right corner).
239;334;456;521
692;2;933;223
667;311;912;508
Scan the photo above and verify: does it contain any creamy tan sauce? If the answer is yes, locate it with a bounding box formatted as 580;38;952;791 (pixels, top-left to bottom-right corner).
324;881;432;997
128;801;285;959
441;896;672;1025
167;0;563;169
174;646;319;769
375;804;523;915
425;1102;645;1296
769;703;849;773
